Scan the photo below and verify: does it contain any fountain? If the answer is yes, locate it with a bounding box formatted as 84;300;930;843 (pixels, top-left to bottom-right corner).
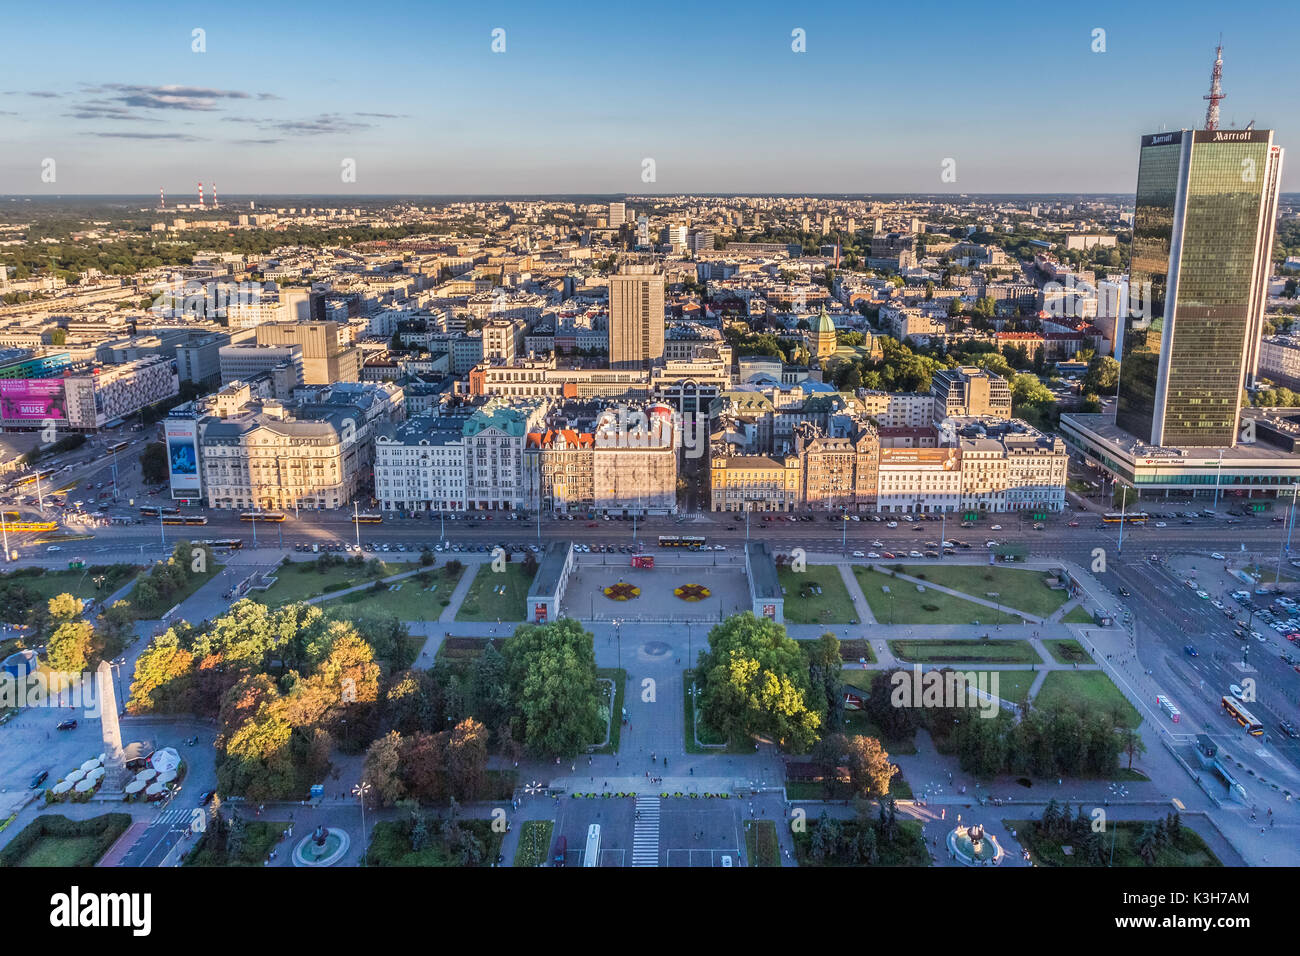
292;823;351;867
948;821;1004;866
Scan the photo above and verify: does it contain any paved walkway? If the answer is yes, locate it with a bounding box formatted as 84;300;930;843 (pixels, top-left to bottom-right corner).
838;564;877;625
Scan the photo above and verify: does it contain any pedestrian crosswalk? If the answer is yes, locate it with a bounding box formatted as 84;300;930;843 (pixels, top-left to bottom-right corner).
151;806;191;831
632;796;660;867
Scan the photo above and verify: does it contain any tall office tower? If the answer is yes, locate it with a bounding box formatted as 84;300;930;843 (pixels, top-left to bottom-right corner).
608;263;665;371
636;215;650;248
1115;127;1284;447
609;201;626;228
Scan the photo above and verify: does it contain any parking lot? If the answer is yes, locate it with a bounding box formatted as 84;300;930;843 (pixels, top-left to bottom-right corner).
551;794;743;866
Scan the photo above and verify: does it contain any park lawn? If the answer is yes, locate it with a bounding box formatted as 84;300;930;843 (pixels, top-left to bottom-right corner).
987;670;1036;705
1005;819;1221;867
888;639;1042;665
313;565;467;622
778;566;858;625
455;563;532;622
1034;671;1141;728
745;820;781;867
0;565;137;605
898;564;1067;619
367;818;503;866
514;820;555;867
260;558;398;605
592;668;626;755
184;820;289;866
1062;605;1096;625
853;567;1015;626
1045;638;1095;665
0;813;131;867
127;564;220;619
794;818;929;867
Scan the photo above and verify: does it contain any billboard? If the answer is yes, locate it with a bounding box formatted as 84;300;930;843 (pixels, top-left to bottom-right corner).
165;419;201;497
0;379;67;422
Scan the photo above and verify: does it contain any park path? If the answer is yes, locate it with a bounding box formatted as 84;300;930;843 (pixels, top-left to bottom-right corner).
865;563;1043;624
838;564;877;625
438;561;482;622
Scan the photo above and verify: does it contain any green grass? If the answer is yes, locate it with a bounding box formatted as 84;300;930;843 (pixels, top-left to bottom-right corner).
184;820;290;866
0;813;131;867
1005;819;1221;867
513;820;554;867
888;639;1042;665
260;557;396;604
0;565;137;605
127;564;221;618
592;668;626;754
366;818;503;867
778;566;858;625
1044;638;1094;665
785;775;914;802
682;669;748;753
1034;671;1141;728
745;820;781;866
307;564;466;622
854;566;1016;626
1062;605;1096;625
455;563;533;622
897;565;1068;619
794;818;929;867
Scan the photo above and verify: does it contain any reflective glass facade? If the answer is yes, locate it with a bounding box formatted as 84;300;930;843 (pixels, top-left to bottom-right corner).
1116;138;1180;443
1117;130;1276;448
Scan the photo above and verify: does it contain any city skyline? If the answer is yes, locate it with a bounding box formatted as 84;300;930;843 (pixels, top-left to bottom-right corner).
3;0;1299;195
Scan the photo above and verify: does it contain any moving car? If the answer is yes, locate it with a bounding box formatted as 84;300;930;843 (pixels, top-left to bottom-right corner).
56;718;77;730
1184;644;1198;657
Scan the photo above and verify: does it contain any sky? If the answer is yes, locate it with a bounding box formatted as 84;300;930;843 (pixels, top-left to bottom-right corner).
2;0;1298;197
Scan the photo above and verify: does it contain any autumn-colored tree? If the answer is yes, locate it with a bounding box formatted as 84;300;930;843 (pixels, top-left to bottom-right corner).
364;731;407;807
446;718;489;801
47;620;95;674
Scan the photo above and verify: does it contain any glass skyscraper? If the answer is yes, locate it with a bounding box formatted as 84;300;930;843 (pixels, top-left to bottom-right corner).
1116;129;1283;448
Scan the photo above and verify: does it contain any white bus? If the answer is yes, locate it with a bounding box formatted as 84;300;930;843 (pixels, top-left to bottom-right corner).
583;824;601;867
1156;694;1180;723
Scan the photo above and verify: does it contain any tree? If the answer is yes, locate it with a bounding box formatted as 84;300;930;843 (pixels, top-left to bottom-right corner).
1121;727;1146;771
445;717;489;801
502;618;602;757
694;613;822;752
47;592;82;625
140;442;168;485
806;633;844;734
841;734;898;798
47;620;95;674
364;731;407;806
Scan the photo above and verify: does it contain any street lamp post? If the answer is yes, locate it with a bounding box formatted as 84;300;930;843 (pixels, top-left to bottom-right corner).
989;591;1001;630
1213;449;1224;509
0;509;9;563
353;500;361;551
353;781;371;866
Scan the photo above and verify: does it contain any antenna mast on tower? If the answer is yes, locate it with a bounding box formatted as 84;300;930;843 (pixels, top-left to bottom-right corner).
1203;42;1226;131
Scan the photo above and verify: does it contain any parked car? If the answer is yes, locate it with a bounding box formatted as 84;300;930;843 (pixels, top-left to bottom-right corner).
56;718;78;730
1184;644;1198;657
30;769;49;788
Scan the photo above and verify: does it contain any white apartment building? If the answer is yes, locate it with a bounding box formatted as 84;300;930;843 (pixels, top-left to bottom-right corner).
875;447;963;513
464;400;548;511
64;356;180;430
374;418;466;512
857;391;935;428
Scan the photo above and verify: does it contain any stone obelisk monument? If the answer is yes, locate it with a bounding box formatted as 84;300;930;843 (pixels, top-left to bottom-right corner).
96;661;130;793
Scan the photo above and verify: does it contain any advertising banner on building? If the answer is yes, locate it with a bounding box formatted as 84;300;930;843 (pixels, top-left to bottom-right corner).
0;379;67;422
165;419;201;497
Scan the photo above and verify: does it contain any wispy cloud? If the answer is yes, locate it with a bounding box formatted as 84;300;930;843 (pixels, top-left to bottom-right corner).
89;131;204;141
93;83;265;111
222;112;376;136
